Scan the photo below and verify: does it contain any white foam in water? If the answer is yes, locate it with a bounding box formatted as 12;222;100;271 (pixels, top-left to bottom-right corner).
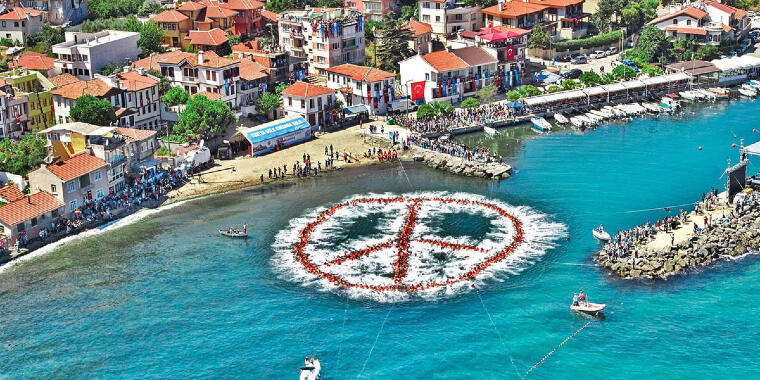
272;192;567;303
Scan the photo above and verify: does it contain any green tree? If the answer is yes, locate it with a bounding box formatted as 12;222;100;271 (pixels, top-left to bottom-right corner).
477;85;496;105
376;16;415;73
275;82;289;95
640;64;663;76
601;73;617;84
25;24;64;56
264;0;293;13
416;103;437;119
149;69;172;97
100;62;122;75
696;45;721;61
0;134;47;176
365;20;386;43
461;97;480;109
432;101;454;116
138;20;165;58
546;85;562;93
173;95;235;137
400;5;419;21
137;0;162;17
612;65;637;80
70;95;117;126
622;25;671;64
162;87;189;107
529;24;551;49
516;85;542;98
579;71;602;87
256;92;282;117
560;79;581;91
227;34;241;47
507;90;520;102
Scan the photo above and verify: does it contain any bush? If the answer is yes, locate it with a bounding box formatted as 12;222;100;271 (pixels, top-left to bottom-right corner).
432;101;454;116
461;97;480;109
553;30;623;52
579;71;602;87
416;103;437;119
612;65;637;80
546;85;561;93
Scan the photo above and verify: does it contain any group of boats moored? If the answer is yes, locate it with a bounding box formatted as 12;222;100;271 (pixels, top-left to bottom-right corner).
739;80;760;97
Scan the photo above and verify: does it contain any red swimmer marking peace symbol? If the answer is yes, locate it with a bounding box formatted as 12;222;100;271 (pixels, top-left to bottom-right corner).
292;197;525;293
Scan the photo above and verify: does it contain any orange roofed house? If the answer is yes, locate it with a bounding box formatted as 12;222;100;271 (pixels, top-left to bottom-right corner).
0;190;64;248
9;52;56;77
402;19;434;55
0;6;46;45
648;2;749;45
281;82;338;128
28;152;110;216
482;0;588;40
325;64;395;115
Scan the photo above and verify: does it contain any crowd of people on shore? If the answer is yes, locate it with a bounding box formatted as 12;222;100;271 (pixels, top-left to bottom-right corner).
407;134;498;163
259;145;351;183
395;103;521;134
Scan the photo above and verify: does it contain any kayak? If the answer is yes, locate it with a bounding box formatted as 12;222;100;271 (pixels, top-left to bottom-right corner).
592;229;610;241
571;302;606;313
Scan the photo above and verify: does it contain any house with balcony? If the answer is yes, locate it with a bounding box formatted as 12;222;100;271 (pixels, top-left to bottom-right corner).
52;30;141;80
402;19;434;55
98;68;162;130
418;0;481;37
482;0;588;41
8;0;88;25
28;152;110;215
281;81;338;128
50;76;136;127
237;57;269;115
0;6;46;44
399;46;500;103
232;40;308;84
0;84;29;139
186;28;231;55
447;26;529;81
325;64;395;115
0;190;64;247
649;2;749;46
0;69;56;133
113;127;159;176
345;0;393;22
278;8;366;77
220;0;265;37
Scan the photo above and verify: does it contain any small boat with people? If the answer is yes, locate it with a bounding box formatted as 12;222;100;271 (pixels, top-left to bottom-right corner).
300;357;321;380
571;291;606;316
531;116;553;132
554;113;569;124
592;225;610;241
483;126;499;136
220;222;248;238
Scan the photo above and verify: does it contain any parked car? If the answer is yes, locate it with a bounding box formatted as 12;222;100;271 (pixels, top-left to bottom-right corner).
589;50;606;59
571;55;587;64
555;54;572;62
561;68;583;79
605;46;618;56
622;59;639;71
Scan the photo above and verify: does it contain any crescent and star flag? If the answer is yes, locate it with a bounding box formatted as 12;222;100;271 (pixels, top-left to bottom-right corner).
506;46;515;61
410;81;425;101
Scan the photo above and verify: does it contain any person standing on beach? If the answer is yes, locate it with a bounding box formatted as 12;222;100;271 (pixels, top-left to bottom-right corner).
671;233;675;246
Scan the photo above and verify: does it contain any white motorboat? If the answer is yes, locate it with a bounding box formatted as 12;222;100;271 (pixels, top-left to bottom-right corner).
531;116;553;132
577;115;595;126
569;116;586;129
708;87;730;97
483;126;499;136
746;80;760;89
589;109;608;120
220;223;248;238
584;112;602;123
696;89;716;101
739;87;757;97
554;113;569;124
571;302;607;315
592;228;610;241
679;91;698;101
660;96;681;110
300;358;321;380
642;102;661;113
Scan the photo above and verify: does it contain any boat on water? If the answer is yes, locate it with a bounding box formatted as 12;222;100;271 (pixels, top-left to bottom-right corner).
592;227;610;241
300;358;321;380
642;102;662;113
708;87;730;97
554;113;569;124
571;302;607;315
531;116;553;132
739;87;757;97
584;112;602;123
660;96;681;110
589;109;608;120
220;223;248;238
696;89;717;101
483;126;499;136
569;116;586;129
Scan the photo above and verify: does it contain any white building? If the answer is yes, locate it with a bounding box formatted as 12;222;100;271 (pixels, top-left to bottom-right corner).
418;0;481;37
649;2;749;46
52;30;141;80
278;8;366;76
482;0;588;41
97;68;162;130
399;46;499;103
0;6;46;44
325;64;395;115
281;81;338;128
11;0;88;25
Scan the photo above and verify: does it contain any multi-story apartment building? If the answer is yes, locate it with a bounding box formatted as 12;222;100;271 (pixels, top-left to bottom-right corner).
482;0;588;41
153;9;195;50
281;81;338;128
344;0;393;22
221;0;265;37
0;84;29;139
0;6;45;44
0;69;55;132
98;68;162;130
7;0;87;26
52;30;141;80
325;64;395;115
237;57;268;115
232;40;307;84
418;0;481;37
278;8;366;76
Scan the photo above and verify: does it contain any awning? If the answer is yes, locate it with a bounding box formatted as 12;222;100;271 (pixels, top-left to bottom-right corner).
743;141;760;156
237;115;311;145
344;104;370;114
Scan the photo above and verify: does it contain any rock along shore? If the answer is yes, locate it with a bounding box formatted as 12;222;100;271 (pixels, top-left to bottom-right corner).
411;149;512;180
595;200;760;280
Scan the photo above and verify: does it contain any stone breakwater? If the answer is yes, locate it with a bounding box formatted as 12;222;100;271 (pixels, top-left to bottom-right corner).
595;201;760;279
411;150;512;180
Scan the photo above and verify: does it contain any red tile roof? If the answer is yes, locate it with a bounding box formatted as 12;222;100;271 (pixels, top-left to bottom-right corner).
664;26;708;35
132;50;237;70
114;127;157;143
261;10;278;22
530;0;584;8
0;191;63;227
403;20;433;36
326;64;395;82
116;70;159;91
187;28;229;47
152;9;190;23
178;1;207;11
51;78;120;100
0;185;24;203
43;153;108;182
451;46;498;67
722;24;733;32
493;26;532;35
421;50;469;72
281;81;334;98
237;57;268;81
649;7;708;25
0;7;45;20
194;91;224;100
482;2;548;19
48;73;81;88
707;1;742;16
221;0;265;10
205;5;238;18
9;52;55;71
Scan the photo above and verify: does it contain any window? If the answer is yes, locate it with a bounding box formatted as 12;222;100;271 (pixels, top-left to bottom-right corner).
301;99;305;108
289;97;293;106
436;16;441;22
309;99;314;108
422;15;430;22
51;184;57;193
93;170;102;181
67;181;75;193
17;222;24;233
686;19;692;26
423;2;430;8
52;209;59;218
673;19;677;25
96;189;104;199
31;217;37;227
69;200;77;212
1;22;5;27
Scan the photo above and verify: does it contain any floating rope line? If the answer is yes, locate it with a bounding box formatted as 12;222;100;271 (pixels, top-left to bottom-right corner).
476;288;521;379
622;202;697;214
356;305;393;379
522;316;596;379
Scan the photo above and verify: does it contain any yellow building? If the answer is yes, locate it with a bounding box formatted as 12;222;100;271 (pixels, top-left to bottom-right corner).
153;9;194;50
0;69;55;132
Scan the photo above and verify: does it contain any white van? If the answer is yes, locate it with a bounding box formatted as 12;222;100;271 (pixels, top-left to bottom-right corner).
388;98;417;114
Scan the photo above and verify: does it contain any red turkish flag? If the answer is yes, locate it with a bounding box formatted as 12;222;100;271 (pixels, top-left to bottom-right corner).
410;81;425;101
506;46;515;62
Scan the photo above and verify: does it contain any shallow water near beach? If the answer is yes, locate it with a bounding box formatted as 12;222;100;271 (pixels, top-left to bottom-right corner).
2;99;760;378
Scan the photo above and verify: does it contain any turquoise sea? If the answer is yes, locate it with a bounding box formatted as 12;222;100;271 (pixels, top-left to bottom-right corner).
2;100;760;379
